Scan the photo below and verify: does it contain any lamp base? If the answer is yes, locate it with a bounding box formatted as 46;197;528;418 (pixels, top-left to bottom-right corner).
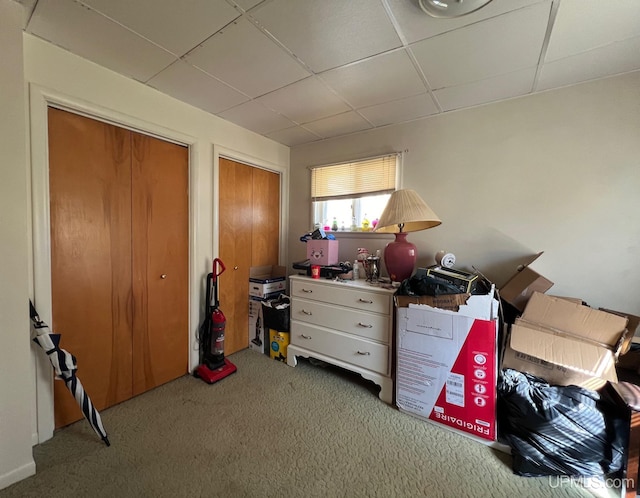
384;232;417;282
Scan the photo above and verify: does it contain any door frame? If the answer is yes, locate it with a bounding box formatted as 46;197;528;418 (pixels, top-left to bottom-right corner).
29;84;199;444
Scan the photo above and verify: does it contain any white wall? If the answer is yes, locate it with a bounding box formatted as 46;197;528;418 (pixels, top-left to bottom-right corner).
290;71;640;316
0;0;37;489
1;30;289;488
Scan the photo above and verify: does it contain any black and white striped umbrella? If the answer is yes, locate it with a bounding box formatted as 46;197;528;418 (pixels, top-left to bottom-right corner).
29;301;110;446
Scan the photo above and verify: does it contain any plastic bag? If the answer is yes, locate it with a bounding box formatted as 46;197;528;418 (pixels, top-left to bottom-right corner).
396;274;461;296
262;295;290;332
497;368;627;477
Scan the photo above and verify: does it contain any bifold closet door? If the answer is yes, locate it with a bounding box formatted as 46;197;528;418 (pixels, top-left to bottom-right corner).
219;158;253;355
48;107;133;428
48;108;189;428
251;167;280;267
219;158;280;355
131;133;189;395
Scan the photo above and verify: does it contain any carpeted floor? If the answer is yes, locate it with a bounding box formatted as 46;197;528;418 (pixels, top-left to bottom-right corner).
1;350;605;497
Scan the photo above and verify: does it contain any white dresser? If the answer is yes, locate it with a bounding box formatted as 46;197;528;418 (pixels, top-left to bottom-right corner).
287;275;396;404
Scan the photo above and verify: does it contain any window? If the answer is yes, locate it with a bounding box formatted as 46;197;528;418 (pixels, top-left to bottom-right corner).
310;154;398;232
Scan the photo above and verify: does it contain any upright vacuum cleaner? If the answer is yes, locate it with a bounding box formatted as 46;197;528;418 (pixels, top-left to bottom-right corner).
195;258;237;384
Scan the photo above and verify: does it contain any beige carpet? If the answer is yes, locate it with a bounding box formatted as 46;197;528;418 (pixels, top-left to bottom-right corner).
1;350;600;498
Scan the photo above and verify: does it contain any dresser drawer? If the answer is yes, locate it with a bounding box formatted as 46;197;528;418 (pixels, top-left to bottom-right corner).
290;321;389;375
291;299;389;343
290;279;391;315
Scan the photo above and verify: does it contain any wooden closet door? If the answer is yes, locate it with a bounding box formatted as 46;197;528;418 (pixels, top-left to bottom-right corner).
219;158;253;355
252;167;281;266
131;133;189;395
219;158;281;355
48;108;133;428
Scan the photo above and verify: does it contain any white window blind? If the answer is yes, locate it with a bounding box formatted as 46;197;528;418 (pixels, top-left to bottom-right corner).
310;154;398;201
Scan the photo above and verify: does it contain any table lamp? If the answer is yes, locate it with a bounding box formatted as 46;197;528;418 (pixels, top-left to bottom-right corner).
374;189;441;282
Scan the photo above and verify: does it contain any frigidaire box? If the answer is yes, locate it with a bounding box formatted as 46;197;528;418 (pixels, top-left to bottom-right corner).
502;292;630;390
395;288;499;442
500;252;553;312
306;239;339;266
249;266;287;298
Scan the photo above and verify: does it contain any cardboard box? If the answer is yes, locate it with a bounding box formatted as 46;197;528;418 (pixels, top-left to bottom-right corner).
503;292;629;388
306;239;339;266
249;266;287;298
269;329;289;362
395;289;499;442
248;297;266;354
500;252;553;312
501;340;608;391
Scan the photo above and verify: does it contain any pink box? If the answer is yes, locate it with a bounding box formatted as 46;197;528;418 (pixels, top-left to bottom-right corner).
306;239;339;266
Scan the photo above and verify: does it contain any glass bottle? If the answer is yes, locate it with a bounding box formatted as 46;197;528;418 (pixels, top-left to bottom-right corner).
362;214;370;231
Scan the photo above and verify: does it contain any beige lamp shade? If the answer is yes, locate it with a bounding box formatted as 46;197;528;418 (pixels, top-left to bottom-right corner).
374;189;441;233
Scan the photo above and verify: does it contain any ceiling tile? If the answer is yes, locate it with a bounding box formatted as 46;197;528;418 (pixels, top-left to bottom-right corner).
231;0;264;12
545;0;640;62
80;0;240;56
249;0;402;73
265;126;322;147
302;111;373;139
185;18;311;98
218;100;297;135
434;67;537;111
23;0;640;148
357;93;439;127
537;36;640;91
319;50;427;108
410;1;551;89
16;0;37;28
384;0;545;45
27;0;177;82
256;77;351;123
147;60;249;114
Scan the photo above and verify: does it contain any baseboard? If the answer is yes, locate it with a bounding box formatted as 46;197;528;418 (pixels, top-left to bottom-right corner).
0;460;36;491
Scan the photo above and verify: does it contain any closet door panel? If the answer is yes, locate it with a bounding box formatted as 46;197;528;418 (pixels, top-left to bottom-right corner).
131;133;189;395
48;108;133;428
251;167;281;267
219;158;253;355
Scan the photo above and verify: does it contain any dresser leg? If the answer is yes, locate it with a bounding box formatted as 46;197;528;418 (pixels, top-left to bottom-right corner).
286;351;298;367
378;378;393;405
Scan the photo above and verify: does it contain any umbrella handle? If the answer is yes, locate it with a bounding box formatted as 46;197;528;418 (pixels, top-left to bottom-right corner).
212;258;225;283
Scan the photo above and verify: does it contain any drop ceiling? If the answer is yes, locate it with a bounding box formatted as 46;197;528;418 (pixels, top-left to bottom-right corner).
16;0;640;147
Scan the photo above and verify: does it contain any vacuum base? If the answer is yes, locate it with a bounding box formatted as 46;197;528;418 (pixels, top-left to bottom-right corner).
194;359;237;384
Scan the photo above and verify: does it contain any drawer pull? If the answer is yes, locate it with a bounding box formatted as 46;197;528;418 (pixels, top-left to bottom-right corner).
300;334;312;340
301;309;313;315
356;351;371;356
302;288;313;293
358;298;373;304
357;322;373;328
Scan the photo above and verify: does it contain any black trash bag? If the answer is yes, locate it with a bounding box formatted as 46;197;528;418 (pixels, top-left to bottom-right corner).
497;368;627;478
261;295;290;332
396;274;462;296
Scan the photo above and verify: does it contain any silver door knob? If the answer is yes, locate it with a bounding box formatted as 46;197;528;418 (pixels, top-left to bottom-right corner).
161;274;167;279
234;266;238;270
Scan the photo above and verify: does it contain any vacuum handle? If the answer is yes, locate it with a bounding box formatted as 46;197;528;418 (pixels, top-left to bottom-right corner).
212;258;226;283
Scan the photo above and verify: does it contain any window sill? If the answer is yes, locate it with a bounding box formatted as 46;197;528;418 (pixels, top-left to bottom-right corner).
328;231;394;239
